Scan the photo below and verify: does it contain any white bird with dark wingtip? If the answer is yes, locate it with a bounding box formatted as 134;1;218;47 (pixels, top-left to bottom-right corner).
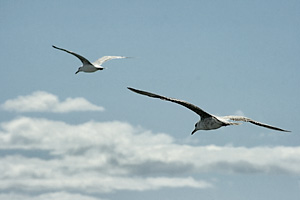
128;87;291;134
52;45;129;74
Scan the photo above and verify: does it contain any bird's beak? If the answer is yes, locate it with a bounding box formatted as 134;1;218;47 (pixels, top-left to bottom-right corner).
75;70;79;74
191;128;197;135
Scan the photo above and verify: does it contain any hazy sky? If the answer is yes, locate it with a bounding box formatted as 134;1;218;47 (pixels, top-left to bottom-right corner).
1;0;300;200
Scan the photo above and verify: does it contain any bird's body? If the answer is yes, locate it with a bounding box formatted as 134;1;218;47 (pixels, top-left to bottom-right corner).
196;116;229;130
127;87;290;134
52;45;128;74
78;64;104;73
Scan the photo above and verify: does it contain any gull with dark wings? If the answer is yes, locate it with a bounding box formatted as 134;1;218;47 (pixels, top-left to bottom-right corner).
128;87;290;134
53;45;129;74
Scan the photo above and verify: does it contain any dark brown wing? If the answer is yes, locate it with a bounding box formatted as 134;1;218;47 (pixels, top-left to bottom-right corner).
249;120;290;132
128;87;212;118
224;116;291;132
52;45;92;65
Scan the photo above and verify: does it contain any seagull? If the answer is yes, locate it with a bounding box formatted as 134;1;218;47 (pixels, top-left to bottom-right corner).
127;87;291;134
52;45;129;74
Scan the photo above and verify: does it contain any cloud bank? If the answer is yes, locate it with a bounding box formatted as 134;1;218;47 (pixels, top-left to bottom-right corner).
1;91;104;113
0;192;104;200
0;116;299;200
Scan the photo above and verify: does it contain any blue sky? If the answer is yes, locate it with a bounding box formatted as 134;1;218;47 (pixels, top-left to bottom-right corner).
0;0;300;199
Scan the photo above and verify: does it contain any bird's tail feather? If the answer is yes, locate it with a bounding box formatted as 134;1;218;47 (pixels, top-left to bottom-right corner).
226;122;241;126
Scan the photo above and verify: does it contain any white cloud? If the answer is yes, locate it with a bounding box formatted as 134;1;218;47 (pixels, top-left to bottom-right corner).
234;109;245;116
0;117;299;199
0;192;104;200
1;91;104;113
0;117;211;195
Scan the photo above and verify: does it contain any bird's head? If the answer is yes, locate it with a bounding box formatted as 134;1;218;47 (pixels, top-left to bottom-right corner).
191;121;201;135
75;67;82;74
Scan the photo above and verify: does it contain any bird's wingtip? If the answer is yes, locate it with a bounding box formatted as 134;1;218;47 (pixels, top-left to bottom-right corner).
128;87;141;94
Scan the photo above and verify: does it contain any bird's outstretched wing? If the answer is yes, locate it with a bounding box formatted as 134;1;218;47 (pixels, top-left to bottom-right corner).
52;45;92;65
128;87;212;118
223;116;291;132
93;56;128;66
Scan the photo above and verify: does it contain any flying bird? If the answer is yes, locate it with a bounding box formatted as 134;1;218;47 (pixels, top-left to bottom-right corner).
128;87;291;134
52;45;129;74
